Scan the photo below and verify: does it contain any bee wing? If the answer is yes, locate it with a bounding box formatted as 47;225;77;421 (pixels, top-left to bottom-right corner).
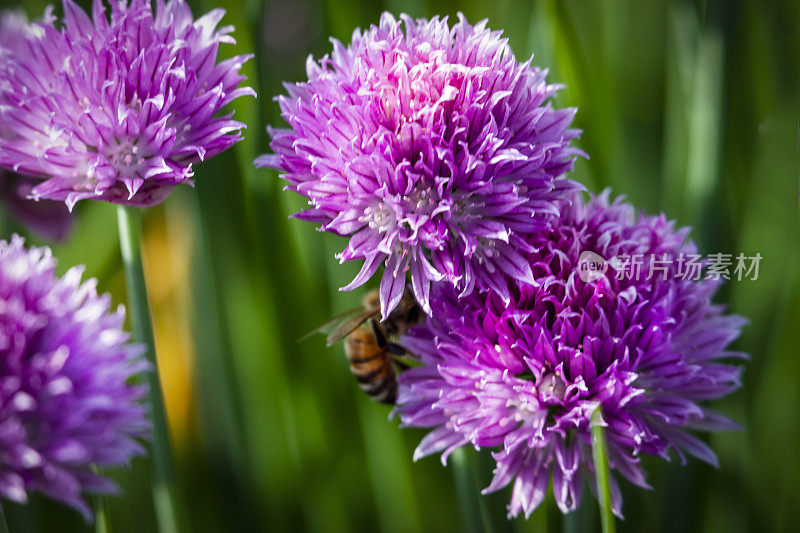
298;307;364;342
298;307;377;346
325;308;380;346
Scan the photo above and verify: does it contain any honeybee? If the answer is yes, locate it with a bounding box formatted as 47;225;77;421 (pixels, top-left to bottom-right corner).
306;289;422;404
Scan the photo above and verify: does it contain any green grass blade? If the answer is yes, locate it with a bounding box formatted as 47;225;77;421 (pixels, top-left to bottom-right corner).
591;409;615;533
117;206;181;533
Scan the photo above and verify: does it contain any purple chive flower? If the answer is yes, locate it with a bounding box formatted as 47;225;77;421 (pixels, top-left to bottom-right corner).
0;170;73;241
0;235;149;518
395;191;746;518
257;12;583;318
0;1;255;209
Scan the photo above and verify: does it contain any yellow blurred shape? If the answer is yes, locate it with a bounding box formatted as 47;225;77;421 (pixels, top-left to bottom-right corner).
141;205;196;452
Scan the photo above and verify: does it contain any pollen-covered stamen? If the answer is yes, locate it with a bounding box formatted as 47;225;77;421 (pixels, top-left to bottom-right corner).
478;238;496;256
408;187;435;211
70;161;98;193
472;237;499;270
398;186;452;245
361;202;394;232
537;373;566;402
109;140;143;177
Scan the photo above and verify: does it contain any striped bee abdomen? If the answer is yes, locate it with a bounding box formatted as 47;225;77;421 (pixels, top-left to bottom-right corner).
345;326;397;404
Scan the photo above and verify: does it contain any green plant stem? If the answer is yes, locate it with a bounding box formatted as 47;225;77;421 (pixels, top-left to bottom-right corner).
591;409;616;533
450;448;491;533
116;206;180;533
92;465;110;533
0;506;8;533
94;496;109;533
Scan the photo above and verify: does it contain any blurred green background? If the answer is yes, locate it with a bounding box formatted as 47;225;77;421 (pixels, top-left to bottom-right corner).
0;0;798;531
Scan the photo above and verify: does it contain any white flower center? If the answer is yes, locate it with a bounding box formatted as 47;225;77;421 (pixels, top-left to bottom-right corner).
537;373;566;401
361;203;394;232
117;144;140;167
109;140;143;177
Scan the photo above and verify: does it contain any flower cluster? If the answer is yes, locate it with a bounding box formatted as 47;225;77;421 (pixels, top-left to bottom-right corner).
0;0;255;209
0;1;744;522
394;191;745;517
0;235;149;517
260;13;583;317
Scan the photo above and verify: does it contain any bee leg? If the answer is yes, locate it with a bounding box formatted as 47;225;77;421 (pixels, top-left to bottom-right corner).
386;342;407;356
387;343;413;372
370;319;388;349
